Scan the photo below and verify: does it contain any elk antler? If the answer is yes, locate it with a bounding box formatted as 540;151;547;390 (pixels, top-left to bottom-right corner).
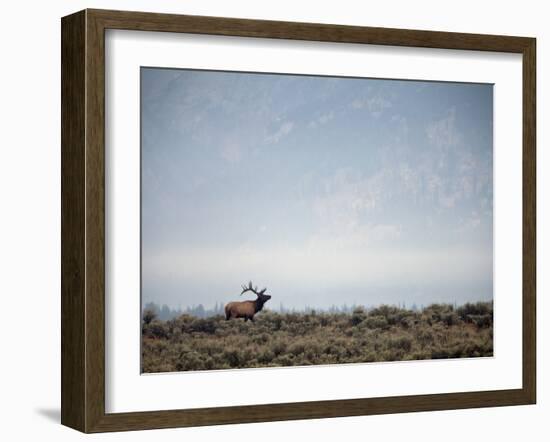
240;281;267;296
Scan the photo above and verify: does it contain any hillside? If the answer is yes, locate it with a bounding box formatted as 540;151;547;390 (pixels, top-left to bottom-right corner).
142;302;493;373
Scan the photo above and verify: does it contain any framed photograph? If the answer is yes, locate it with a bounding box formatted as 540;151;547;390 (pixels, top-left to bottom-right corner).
61;9;536;433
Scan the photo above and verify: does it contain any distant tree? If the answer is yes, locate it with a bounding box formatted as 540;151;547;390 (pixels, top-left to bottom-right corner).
143;302;159;314
196;304;205;317
160;304;171;320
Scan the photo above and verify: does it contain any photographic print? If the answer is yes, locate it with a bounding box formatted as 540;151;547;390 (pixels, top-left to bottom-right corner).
140;68;493;373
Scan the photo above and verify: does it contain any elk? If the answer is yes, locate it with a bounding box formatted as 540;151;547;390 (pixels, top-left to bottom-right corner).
225;281;271;322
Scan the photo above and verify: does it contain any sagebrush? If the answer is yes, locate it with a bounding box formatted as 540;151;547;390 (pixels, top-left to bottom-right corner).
141;302;493;373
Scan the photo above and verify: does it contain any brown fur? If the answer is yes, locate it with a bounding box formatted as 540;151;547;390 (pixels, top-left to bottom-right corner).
225;301;256;321
225;294;271;322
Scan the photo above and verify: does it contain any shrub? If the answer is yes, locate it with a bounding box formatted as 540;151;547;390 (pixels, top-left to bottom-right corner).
457;302;492;318
387;335;413;352
288;342;306;356
466;314;492;328
142;309;157;325
365;315;389;330
258;350;274;364
271;340;288;356
188;317;218;334
145;320;169;339
223;349;242;367
351;307;367;326
441;312;460;327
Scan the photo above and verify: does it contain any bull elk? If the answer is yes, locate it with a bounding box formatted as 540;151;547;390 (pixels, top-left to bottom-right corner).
225;281;271;322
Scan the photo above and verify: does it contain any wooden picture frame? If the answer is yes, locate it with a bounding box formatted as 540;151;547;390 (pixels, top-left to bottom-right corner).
61;8;536;433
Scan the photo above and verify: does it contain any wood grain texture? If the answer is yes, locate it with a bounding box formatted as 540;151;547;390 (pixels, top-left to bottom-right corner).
60;8;537;433
61;10;86;432
89;8;532;52
84;9;107;433
522;38;536;404
90;389;530;433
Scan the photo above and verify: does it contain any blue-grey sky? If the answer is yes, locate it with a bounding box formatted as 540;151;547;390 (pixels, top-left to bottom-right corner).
141;68;493;310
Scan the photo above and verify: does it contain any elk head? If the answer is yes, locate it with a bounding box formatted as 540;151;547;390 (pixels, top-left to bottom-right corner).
240;281;271;308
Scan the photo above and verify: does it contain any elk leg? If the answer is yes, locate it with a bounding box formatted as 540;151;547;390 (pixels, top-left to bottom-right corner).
249;316;255;322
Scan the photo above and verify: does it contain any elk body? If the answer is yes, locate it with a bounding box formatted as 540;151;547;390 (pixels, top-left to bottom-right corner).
225;281;271;322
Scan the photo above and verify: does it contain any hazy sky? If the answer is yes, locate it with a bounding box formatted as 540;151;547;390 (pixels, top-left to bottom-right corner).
141;68;493;310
